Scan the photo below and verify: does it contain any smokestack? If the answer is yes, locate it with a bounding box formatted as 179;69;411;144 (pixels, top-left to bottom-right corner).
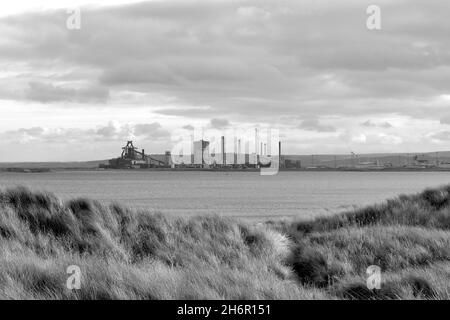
238;139;241;164
191;133;194;165
279;141;281;169
234;136;237;165
255;128;259;157
221;136;226;165
245;140;250;165
201;139;204;168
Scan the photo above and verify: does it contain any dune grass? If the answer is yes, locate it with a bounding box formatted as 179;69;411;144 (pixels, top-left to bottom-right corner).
0;185;450;299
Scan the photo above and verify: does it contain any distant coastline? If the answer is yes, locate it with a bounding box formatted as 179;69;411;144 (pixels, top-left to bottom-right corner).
3;149;450;172
3;166;450;173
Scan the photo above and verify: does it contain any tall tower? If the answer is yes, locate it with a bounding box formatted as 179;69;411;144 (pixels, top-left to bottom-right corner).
221;136;226;166
279;141;282;169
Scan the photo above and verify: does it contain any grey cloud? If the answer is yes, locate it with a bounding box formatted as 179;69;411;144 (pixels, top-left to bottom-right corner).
96;125;117;138
134;123;170;139
210;118;230;129
361;120;393;128
3;126;84;143
431;131;450;141
440;117;450;125
182;124;195;131
13;127;45;136
298;119;336;132
361;120;377;127
1;122;170;143
26;82;109;103
0;0;450;123
2;127;46;143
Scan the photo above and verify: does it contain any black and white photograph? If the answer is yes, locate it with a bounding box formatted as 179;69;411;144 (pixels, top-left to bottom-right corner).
1;0;450;307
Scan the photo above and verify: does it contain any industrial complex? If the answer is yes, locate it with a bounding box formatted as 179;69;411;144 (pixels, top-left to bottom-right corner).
99;138;281;170
99;140;450;171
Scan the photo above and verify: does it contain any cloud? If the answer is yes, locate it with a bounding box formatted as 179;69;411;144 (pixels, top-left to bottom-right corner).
12;127;46;144
182;124;194;131
298;118;336;132
210;118;230;129
380;122;393;129
25;82;109;103
339;131;367;144
339;131;402;145
14;127;45;136
361;120;393;128
377;133;402;145
1;121;170;144
440;117;450;125
133;123;170;139
431;131;450;141
96;121;121;138
0;0;449;123
361;120;376;127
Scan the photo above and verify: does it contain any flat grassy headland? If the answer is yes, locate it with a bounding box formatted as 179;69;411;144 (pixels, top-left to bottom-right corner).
0;185;449;299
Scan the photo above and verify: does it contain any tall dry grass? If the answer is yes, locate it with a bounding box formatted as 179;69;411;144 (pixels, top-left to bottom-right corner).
1;185;450;299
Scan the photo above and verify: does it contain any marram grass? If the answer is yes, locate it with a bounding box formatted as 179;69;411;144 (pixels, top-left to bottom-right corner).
1;185;450;299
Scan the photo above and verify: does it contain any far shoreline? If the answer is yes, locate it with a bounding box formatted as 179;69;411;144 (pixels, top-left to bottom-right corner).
3;167;450;173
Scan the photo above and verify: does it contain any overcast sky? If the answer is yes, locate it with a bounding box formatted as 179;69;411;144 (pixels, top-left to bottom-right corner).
1;0;450;161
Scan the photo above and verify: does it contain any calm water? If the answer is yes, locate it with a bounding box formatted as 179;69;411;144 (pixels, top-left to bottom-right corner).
1;170;450;220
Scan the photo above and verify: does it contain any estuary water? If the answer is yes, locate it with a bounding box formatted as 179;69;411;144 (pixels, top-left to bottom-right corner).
1;170;450;220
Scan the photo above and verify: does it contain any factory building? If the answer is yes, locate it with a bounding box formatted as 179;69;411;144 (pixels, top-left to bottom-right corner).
100;141;172;169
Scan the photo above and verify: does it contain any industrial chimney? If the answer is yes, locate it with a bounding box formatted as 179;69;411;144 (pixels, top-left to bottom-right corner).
234;136;237;165
191;133;194;165
221;136;226;166
279;141;282;169
238;139;241;165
